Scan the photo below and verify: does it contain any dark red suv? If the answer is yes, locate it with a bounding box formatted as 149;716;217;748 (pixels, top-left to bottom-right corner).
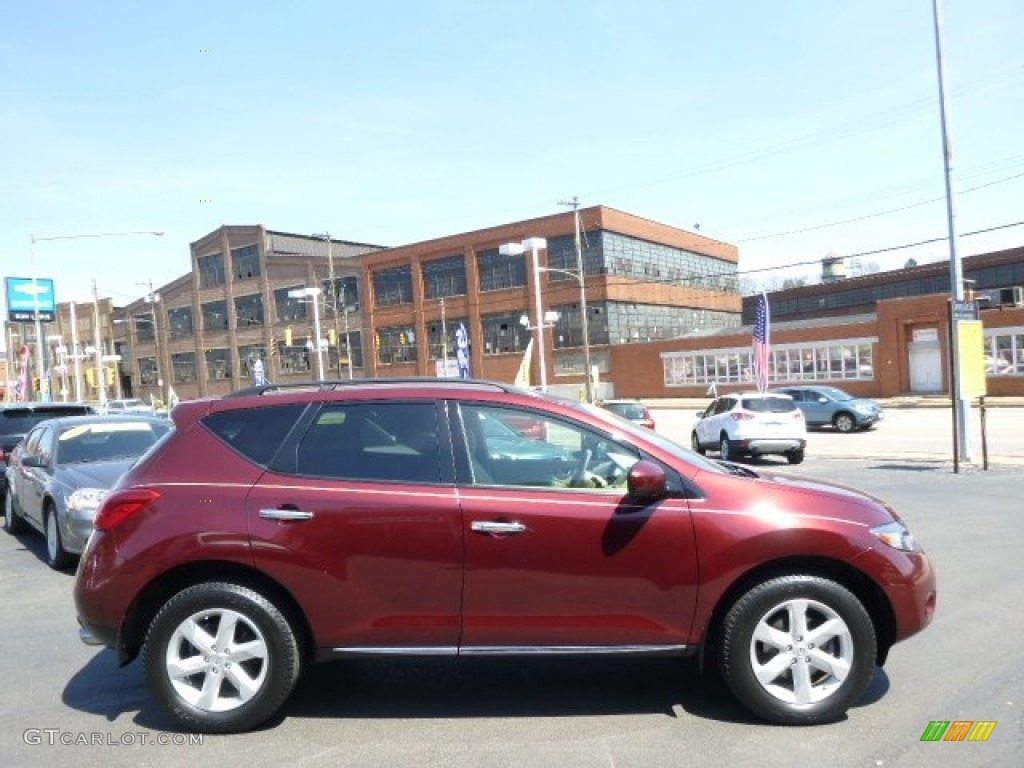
74;380;935;733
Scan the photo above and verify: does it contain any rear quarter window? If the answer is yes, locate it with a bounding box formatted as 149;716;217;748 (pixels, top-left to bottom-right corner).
203;404;307;466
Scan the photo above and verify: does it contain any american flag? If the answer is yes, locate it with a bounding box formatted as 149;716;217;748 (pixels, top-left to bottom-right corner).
752;292;770;392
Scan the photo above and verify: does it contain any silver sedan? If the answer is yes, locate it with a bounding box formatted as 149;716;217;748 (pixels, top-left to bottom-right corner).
3;414;171;568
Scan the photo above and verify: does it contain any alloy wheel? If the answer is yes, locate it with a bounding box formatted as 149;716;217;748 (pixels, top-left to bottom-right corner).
749;597;854;705
165;608;270;713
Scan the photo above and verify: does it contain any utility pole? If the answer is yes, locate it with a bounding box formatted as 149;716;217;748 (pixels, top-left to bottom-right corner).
440;297;449;376
144;279;166;407
70;302;83;401
557;196;595;402
341;283;354;380
316;232;344;379
92;279;106;409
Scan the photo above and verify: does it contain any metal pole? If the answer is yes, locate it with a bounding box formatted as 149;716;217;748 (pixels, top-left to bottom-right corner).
342;285;354;380
92;279;106;409
70;302;82;401
29;236;49;401
312;290;325;381
931;0;972;461
530;244;548;391
572;201;594;402
440;298;449;375
324;233;343;378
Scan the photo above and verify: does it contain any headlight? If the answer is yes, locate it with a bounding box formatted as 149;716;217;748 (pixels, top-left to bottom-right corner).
871;520;921;552
66;488;109;513
854;403;874;413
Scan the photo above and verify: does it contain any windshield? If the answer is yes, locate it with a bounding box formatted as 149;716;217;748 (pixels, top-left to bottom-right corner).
742;397;797;413
605;402;647;419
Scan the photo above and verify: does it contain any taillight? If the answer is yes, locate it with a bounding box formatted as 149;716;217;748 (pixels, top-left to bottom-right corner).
94;489;161;531
730;412;755;421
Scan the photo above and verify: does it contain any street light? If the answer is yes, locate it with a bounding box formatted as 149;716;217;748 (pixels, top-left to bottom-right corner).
313;232;350;379
288;287;326;381
28;230;164;402
500;238;549;389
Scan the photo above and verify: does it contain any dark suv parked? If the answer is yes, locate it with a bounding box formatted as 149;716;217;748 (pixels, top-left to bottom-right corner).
74;380;935;733
0;402;97;500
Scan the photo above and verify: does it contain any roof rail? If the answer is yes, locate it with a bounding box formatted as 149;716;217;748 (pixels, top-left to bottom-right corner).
222;377;524;399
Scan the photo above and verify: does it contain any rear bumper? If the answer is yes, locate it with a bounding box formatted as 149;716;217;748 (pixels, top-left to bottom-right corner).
732;438;806;455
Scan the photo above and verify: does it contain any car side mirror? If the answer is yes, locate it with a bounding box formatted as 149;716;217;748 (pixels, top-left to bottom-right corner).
695;410;705;418
626;460;668;500
22;455;46;468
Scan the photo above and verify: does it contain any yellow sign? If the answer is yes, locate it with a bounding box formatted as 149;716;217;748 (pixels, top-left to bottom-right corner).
957;320;986;398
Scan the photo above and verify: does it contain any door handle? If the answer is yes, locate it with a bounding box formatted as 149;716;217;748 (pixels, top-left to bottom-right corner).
471;520;527;535
259;508;314;522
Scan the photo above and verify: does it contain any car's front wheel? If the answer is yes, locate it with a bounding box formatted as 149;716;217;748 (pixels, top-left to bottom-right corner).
143;582;302;733
45;505;74;570
718;575;877;724
833;412;856;433
4;491;27;534
691;432;706;455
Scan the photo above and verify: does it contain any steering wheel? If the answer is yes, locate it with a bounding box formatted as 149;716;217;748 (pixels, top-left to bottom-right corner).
571;448;608;488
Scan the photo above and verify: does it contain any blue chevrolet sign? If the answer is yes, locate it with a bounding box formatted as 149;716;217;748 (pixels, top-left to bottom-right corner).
5;276;57;322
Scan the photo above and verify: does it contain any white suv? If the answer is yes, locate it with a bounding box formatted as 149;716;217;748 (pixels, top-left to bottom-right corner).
692;392;807;464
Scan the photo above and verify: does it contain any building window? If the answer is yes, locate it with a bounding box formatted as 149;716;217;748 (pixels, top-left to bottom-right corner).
197;253;225;289
481;313;531;355
604;301;738;345
231;244;261;281
205;348;232;381
274;285;308;322
139;357;158;385
322;330;363;375
235;294;264;327
171;352;197;383
167;306;193;338
426;317;468;361
376;325;416;364
477;247;527;292
202;300;229;331
134;313;156;342
422;255;467;299
986;328;1024;375
551;302;610;348
546;234;605;280
662;338;877;388
238;344;269;382
279;342;312;375
321;275;360;313
373;266;413;307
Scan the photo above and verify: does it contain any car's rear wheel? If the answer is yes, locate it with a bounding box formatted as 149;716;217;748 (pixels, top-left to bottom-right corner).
833;412;856;433
718;575;876;724
786;449;805;465
691;432;706;455
45;505;74;570
143;582;302;733
719;435;732;461
4;491;27;534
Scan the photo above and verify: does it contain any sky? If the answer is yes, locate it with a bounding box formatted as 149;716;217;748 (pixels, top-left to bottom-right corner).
2;0;1022;315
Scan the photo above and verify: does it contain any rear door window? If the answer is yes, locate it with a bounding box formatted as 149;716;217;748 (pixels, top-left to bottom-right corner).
293;402;446;484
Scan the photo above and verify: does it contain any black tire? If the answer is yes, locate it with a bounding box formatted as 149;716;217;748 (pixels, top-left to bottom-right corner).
691;432;706;455
718;575;876;725
719;434;732;462
143;582;302;733
45;505;75;570
4;491;27;535
833;412;856;433
786;449;805;465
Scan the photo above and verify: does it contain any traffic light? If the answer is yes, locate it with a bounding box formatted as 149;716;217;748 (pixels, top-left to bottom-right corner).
32;377;40;394
328;329;337;346
269;338;277;356
85;369;96;387
105;367;116;386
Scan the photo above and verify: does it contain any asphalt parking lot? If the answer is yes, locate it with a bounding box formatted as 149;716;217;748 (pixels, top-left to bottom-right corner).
1;410;1021;768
